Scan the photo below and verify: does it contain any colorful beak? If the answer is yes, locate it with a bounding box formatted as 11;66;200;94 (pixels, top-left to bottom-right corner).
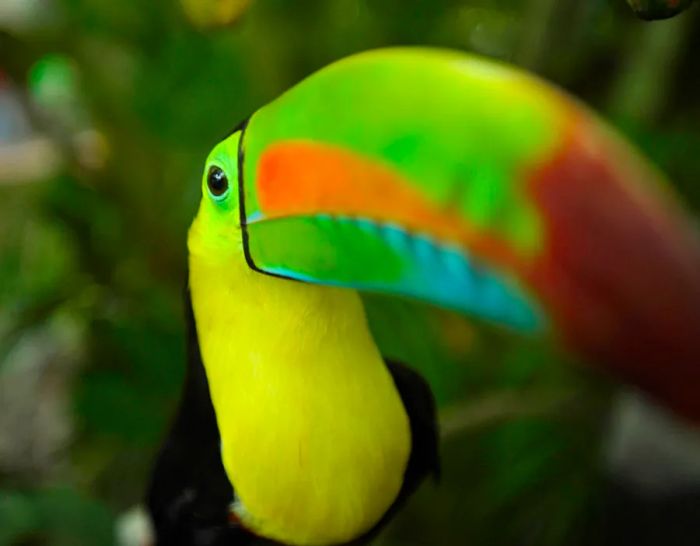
236;48;700;420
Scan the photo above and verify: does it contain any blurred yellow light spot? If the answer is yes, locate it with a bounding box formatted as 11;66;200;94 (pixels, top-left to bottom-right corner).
180;0;251;29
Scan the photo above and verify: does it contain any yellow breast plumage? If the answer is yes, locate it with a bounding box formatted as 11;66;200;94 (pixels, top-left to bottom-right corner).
188;209;411;546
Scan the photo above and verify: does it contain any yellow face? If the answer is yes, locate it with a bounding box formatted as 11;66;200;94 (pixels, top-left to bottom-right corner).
188;130;244;264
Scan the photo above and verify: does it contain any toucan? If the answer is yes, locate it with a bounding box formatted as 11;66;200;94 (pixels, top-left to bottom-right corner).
147;48;700;546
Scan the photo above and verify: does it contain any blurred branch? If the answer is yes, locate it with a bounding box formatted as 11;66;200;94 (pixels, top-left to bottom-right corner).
439;389;580;440
515;0;558;70
607;13;692;122
515;0;591;82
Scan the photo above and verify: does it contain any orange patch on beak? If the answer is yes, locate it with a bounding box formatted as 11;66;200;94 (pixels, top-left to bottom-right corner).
255;141;523;271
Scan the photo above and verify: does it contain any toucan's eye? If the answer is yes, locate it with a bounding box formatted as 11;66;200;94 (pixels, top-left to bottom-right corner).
207;166;229;200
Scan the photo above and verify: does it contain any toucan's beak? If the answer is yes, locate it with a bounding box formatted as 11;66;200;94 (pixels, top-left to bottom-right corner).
234;48;700;422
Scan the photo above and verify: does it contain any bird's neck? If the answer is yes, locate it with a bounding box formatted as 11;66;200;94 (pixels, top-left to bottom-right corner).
187;245;411;546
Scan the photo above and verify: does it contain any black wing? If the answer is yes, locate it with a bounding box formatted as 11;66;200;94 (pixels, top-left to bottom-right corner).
387;359;441;489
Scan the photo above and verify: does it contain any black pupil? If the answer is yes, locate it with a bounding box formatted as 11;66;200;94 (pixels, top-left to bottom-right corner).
207;166;229;196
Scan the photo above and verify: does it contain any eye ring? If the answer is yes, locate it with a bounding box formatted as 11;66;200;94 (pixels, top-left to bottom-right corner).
207;165;230;201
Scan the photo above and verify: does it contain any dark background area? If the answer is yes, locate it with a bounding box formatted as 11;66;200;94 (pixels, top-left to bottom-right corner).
1;0;699;544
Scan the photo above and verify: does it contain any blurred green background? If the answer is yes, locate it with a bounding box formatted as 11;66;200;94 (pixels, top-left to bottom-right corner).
1;1;699;545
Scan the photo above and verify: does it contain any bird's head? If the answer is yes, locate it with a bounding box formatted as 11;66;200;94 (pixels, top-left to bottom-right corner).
188;129;245;265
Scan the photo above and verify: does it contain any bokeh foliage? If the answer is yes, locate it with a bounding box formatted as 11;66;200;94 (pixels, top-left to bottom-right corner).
0;0;699;544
